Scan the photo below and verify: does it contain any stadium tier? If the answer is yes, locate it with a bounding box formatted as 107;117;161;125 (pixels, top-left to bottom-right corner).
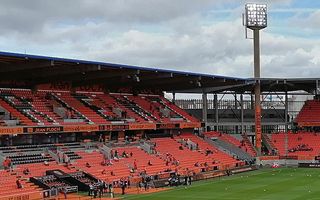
0;134;248;198
0;88;199;129
295;99;320;127
269;132;320;158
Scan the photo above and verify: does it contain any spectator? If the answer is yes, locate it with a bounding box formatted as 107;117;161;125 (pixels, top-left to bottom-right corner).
23;168;30;175
188;176;192;185
62;187;67;199
16;179;23;189
121;181;126;195
109;184;114;198
89;184;94;196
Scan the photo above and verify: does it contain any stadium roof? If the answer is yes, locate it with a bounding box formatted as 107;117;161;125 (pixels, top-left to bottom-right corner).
0;51;318;94
177;78;320;94
0;51;245;92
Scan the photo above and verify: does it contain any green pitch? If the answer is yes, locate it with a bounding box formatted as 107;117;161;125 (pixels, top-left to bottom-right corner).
123;168;320;200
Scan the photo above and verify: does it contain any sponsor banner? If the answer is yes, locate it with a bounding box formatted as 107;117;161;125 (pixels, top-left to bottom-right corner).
157;123;179;129
299;163;320;168
25;126;63;133
259;156;280;160
0;192;42;200
0;127;23;135
64;125;99;132
231;167;254;174
179;122;201;129
128;123;156;130
100;124;129;131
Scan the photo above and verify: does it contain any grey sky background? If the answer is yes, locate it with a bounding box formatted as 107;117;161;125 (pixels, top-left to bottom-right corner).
0;0;319;80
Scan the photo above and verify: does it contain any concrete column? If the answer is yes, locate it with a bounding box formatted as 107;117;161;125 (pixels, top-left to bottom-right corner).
284;91;288;156
285;91;288;132
214;94;218;131
251;94;254;109
316;80;319;97
172;92;176;104
202;93;208;132
240;94;244;134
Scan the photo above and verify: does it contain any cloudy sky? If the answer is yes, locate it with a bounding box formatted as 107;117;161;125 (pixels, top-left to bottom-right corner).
1;0;320;79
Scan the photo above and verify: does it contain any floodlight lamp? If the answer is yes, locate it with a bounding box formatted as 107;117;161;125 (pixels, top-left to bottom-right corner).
245;3;267;30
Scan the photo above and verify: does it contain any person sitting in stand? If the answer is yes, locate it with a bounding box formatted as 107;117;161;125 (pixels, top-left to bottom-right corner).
114;150;119;158
122;151;128;158
101;160;107;166
107;159;113;166
148;160;153;166
101;169;107;175
3;158;10;170
179;145;184;150
205;148;212;156
86;162;91;168
16;179;23;189
23;168;30;175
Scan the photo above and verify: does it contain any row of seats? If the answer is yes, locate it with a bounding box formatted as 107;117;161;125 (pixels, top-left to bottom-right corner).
0;88;198;126
270;132;320;156
0;134;242;197
295;100;320;125
205;131;257;157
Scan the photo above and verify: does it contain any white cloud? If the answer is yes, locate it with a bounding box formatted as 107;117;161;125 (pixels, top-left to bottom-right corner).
0;0;319;80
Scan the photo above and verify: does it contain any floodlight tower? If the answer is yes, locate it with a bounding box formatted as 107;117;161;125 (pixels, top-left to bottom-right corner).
244;3;267;155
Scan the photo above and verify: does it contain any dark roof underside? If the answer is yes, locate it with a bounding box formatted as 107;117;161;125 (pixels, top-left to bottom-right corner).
0;51;318;94
0;51;245;92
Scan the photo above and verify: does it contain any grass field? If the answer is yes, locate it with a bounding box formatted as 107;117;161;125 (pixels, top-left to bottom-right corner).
123;168;320;200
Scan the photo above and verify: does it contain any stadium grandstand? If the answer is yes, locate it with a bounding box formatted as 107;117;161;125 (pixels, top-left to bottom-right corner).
0;51;320;200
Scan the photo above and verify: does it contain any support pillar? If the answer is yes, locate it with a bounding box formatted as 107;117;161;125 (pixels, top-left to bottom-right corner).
316;80;319;98
240;94;244;134
284;91;288;156
214;94;218;131
172;92;176;104
234;94;239;133
251;94;254;110
202;93;208;132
